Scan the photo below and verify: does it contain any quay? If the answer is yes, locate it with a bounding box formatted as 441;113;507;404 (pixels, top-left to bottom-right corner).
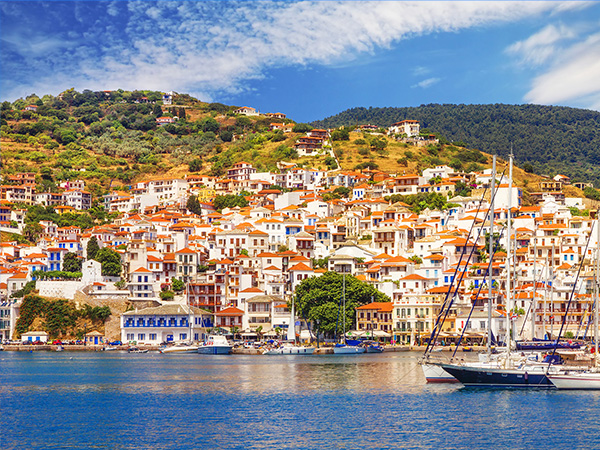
1;344;481;353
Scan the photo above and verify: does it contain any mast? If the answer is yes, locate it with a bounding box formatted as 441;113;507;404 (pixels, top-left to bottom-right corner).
487;154;496;357
595;214;599;364
544;255;549;339
506;152;513;354
550;243;555;340
342;273;346;344
531;224;537;340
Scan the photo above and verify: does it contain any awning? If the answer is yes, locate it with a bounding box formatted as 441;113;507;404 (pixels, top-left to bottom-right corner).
345;330;365;337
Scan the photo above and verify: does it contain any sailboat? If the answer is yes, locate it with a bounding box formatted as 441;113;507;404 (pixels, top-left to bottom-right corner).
333;274;365;355
548;214;600;389
439;152;566;387
421;155;500;383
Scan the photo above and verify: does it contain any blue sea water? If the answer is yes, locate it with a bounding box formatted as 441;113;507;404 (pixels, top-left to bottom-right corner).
1;351;599;449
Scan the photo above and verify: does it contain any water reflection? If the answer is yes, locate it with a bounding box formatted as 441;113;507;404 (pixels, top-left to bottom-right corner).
0;351;435;396
3;351;600;449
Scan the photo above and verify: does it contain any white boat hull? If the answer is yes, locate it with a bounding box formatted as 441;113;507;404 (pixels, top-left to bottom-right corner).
548;373;600;389
263;346;314;355
333;346;365;354
160;346;199;354
421;363;458;383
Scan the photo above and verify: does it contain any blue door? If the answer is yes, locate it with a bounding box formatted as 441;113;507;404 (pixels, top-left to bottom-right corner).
94;337;99;345
166;334;173;342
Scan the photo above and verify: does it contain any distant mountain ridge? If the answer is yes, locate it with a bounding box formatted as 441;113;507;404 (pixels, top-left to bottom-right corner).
312;104;600;187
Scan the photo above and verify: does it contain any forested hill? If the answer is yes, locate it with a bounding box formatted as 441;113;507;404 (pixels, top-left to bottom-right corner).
312;104;600;187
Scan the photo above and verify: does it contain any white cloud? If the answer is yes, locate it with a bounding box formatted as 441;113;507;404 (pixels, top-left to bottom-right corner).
412;77;441;89
506;24;576;66
412;66;431;77
0;1;585;100
524;32;600;108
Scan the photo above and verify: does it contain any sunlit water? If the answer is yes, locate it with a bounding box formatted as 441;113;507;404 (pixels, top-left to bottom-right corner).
1;351;599;449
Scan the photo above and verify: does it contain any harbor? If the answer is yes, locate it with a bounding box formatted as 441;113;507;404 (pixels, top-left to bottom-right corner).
2;350;600;450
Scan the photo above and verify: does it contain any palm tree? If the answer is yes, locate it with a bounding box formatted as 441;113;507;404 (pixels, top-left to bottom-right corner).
274;327;283;340
231;326;240;341
255;325;263;341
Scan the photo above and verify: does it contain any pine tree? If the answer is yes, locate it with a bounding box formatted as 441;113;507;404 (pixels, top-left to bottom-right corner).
86;236;100;260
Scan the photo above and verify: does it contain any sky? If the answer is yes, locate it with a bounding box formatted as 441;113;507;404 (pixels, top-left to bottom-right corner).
2;1;600;122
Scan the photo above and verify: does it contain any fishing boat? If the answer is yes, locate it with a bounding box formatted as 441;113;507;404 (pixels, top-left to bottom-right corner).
263;344;314;355
197;335;232;354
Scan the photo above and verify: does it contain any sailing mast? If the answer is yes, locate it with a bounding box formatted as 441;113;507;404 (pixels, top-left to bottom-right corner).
531;224;537;339
595;213;599;364
342;273;346;344
487;154;496;357
505;152;513;355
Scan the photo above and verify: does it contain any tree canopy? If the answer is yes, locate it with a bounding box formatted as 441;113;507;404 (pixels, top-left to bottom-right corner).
293;272;389;341
312;103;600;187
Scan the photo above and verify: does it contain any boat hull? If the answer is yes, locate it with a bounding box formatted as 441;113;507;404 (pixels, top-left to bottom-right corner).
333;346;366;354
263;346;314;355
548;373;600;389
197;345;231;355
421;363;458;383
441;363;554;388
160;347;198;354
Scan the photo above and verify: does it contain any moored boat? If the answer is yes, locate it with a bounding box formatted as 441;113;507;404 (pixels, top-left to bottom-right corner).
160;343;198;354
421;362;458;383
128;346;149;354
548;371;600;389
440;362;556;388
263;345;314;355
364;341;384;353
197;335;232;354
333;343;365;354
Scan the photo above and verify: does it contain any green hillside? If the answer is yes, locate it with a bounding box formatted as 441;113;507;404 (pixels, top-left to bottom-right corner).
312;104;600;187
0;89;331;193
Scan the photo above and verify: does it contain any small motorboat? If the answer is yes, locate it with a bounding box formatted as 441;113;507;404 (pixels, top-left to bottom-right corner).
128;347;149;354
197;335;232;355
160;342;199;354
263;345;314;355
362;340;384;353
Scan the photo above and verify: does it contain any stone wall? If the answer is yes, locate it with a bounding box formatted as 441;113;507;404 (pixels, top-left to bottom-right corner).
38;281;84;300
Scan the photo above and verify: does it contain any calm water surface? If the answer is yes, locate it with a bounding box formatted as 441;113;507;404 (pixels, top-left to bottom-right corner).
1;351;599;449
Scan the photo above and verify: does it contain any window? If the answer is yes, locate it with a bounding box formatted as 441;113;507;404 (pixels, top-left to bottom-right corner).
179;333;187;340
137;333;145;341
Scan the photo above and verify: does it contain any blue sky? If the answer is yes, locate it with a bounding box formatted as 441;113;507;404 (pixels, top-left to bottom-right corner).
2;1;600;122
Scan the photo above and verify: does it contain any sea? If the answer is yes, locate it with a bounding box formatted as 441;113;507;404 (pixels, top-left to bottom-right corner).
1;350;599;449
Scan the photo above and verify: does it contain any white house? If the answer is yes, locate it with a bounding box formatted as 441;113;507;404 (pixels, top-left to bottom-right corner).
388;120;420;137
121;304;212;344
